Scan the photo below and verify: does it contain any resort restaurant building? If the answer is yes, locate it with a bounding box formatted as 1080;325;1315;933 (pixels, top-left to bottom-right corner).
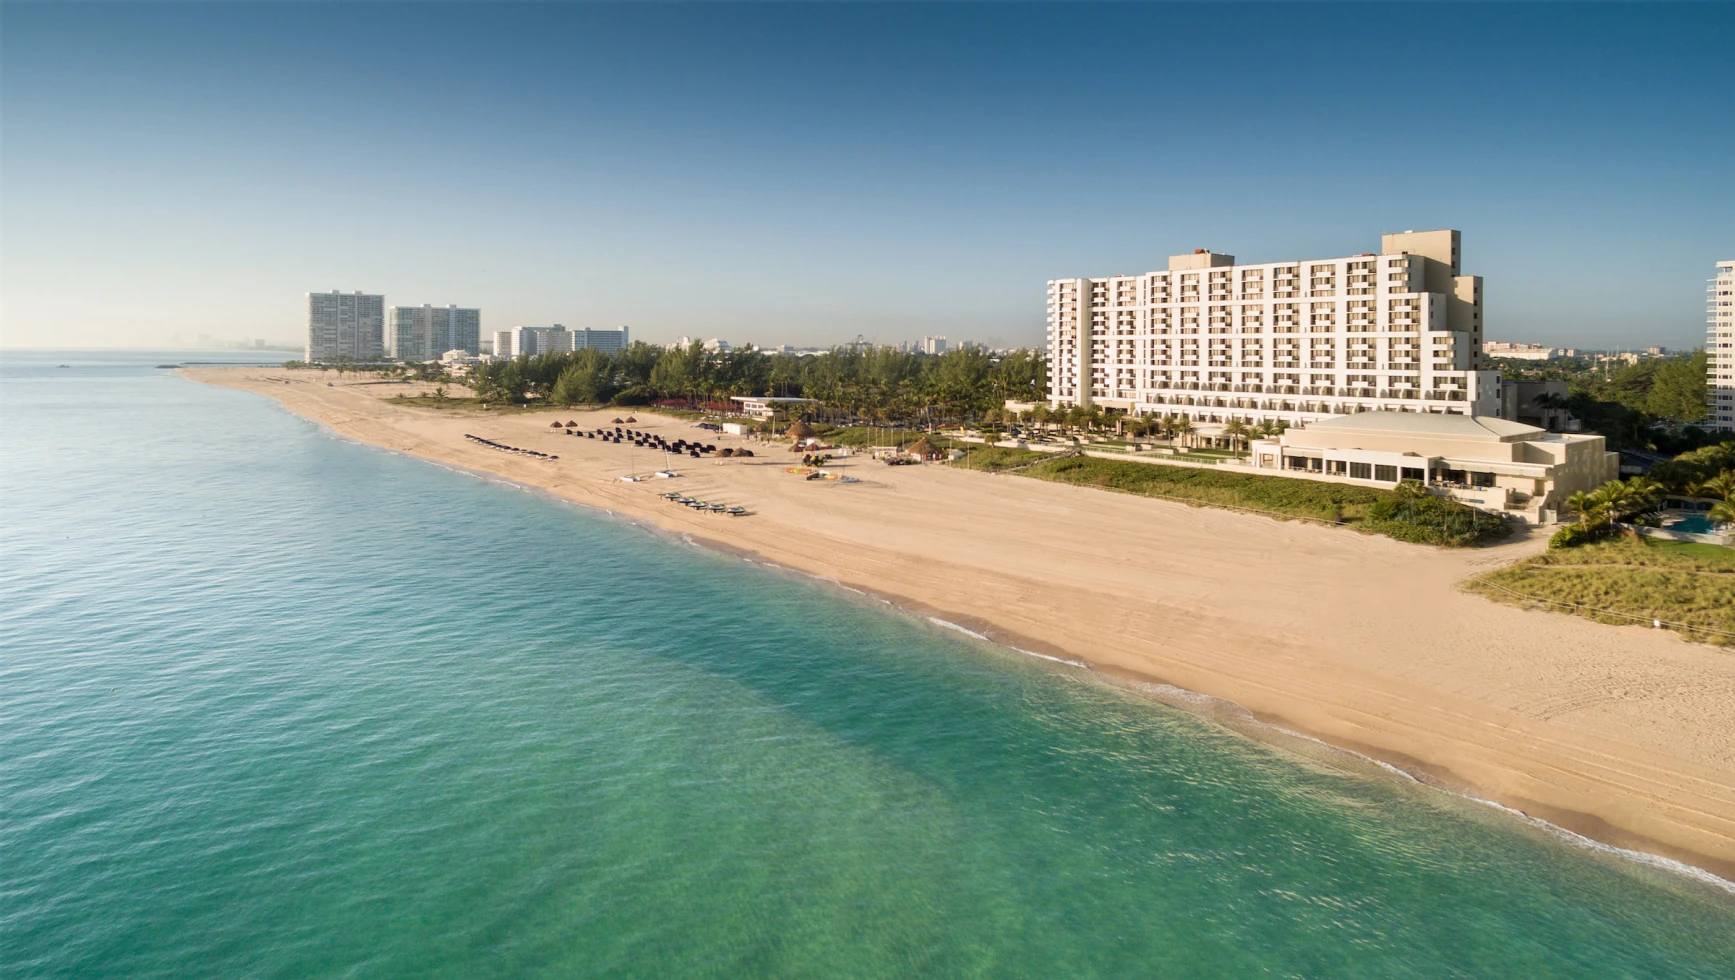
1249;411;1618;523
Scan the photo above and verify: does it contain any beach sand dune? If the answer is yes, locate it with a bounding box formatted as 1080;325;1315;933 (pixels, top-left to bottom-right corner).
190;367;1735;881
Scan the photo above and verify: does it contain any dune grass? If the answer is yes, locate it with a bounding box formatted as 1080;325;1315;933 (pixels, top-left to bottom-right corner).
1465;537;1735;644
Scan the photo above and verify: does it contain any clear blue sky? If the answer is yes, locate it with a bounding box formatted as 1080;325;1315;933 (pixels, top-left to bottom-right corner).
3;3;1730;350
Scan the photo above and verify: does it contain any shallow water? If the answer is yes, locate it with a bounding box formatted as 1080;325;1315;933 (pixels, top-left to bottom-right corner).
3;350;1732;978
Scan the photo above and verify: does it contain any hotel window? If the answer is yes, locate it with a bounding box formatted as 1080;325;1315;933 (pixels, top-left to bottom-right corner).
1349;462;1372;480
1374;465;1398;482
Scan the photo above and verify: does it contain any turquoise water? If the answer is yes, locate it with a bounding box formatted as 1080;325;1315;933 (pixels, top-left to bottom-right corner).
1666;513;1725;536
3;351;1733;978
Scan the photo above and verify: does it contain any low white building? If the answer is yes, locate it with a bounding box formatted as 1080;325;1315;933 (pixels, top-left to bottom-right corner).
729;396;818;419
1482;341;1559;361
1249;411;1617;523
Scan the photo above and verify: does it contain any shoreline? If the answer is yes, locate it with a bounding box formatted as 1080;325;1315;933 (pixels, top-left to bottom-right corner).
185;367;1735;888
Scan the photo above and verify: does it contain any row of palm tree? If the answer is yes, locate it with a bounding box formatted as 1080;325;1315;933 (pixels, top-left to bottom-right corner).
1563;477;1665;531
1691;470;1735;527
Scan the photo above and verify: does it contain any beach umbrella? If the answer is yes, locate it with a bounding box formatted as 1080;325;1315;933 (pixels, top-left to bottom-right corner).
565;421;577;427
612;417;624;424
549;421;563;428
785;420;815;440
625;416;637;423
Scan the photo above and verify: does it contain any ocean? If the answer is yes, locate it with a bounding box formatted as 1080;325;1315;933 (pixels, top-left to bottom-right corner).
3;350;1732;978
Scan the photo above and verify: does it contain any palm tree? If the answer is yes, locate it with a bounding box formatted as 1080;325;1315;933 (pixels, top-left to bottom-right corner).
1710;498;1735;528
1618;476;1664;520
1564;490;1605;528
1692;469;1735;504
1223;418;1249;455
1170;416;1195;448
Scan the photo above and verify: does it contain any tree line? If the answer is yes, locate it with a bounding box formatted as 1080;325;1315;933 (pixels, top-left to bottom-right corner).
463;342;1047;422
1491;352;1723;452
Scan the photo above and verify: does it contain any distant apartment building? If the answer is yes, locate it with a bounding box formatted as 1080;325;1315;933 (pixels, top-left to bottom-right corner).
1712;260;1735;432
1482;341;1559;361
1047;230;1495;429
921;335;948;355
501;324;631;358
386;304;481;362
573;326;630;353
306;291;385;362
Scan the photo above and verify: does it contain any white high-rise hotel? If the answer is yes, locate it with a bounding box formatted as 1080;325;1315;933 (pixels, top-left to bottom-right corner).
1710;260;1734;432
1047;230;1498;427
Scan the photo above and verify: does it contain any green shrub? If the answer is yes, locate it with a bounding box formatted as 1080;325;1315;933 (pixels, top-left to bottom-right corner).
1549;520;1616;549
954;454;1505;546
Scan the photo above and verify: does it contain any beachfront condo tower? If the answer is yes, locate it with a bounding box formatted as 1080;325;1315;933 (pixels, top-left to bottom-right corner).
1710;260;1734;432
1046;230;1497;430
306;290;385;363
386;305;482;362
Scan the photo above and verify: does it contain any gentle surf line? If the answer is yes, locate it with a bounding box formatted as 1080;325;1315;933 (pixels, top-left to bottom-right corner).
201;379;1735;898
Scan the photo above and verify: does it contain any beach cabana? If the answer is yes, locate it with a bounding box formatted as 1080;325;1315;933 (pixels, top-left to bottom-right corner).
907;437;942;459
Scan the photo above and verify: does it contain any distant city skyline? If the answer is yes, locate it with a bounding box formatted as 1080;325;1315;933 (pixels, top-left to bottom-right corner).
3;4;1731;351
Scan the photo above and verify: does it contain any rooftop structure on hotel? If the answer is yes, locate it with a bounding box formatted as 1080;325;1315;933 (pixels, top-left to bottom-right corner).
1249;411;1616;523
1047;230;1494;429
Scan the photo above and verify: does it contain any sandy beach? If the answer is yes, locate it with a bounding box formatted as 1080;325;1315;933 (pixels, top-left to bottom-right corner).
188;366;1735;882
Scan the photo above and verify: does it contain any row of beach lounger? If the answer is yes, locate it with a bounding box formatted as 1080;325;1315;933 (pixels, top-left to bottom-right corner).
661;492;748;517
465;434;556;460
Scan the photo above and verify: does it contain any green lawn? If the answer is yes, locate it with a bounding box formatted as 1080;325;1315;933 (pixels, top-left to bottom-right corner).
948;450;1507;546
1641;537;1735;564
1464;537;1735;645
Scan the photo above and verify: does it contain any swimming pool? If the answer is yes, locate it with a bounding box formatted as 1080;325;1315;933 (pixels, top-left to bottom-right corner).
1664;512;1727;536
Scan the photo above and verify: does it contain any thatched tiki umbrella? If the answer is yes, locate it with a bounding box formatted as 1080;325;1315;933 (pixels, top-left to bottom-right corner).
785;420;816;441
549;421;564;429
907;436;941;459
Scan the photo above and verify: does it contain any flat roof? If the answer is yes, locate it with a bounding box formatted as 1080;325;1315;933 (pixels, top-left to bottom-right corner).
1302;411;1544;440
